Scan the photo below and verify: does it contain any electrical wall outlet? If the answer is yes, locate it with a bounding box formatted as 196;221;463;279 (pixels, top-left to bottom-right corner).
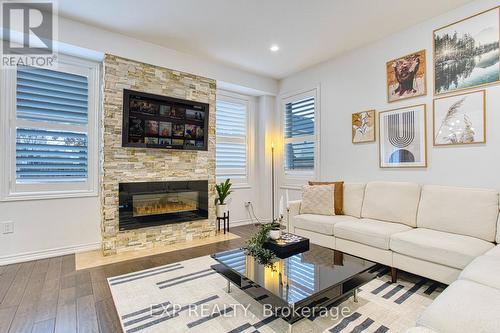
244;201;251;207
2;221;14;234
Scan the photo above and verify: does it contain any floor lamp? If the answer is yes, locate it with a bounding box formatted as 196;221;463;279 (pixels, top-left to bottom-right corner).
271;142;275;223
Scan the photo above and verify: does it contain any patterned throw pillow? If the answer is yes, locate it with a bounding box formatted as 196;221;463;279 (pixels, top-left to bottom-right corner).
300;184;335;215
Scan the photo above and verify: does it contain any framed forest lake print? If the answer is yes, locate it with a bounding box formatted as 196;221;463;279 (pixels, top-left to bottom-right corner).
434;7;500;95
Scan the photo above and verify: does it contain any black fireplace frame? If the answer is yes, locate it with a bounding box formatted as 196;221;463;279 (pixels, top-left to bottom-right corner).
118;180;209;231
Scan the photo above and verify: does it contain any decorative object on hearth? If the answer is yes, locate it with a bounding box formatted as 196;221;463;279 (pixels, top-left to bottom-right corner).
122;89;208;150
386;50;427;102
352;110;376;143
433;90;486;146
434;7;500;95
379;104;427;168
215;178;232;218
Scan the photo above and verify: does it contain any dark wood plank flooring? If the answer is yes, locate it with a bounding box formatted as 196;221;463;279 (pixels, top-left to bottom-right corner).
0;224;257;333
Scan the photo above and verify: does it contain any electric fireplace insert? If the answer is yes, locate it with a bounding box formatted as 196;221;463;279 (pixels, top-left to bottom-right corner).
119;180;208;231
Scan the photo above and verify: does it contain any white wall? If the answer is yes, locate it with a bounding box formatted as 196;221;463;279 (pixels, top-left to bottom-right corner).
0;17;277;264
278;0;500;195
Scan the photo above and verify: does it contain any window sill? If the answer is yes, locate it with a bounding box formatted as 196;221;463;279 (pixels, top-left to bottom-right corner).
230;183;252;190
1;189;99;202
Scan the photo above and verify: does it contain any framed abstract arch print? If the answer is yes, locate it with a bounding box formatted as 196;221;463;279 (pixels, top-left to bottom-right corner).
379;104;427;168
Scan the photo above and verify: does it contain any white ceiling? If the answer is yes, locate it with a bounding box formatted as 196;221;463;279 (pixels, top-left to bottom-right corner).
58;0;473;79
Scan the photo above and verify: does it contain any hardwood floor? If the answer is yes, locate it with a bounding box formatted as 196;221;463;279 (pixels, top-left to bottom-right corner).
0;224;257;333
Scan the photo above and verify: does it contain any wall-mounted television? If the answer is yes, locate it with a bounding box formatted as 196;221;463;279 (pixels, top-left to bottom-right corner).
122;89;209;151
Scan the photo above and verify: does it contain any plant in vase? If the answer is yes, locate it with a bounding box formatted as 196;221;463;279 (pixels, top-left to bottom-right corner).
269;219;282;240
242;223;276;269
215;178;232;218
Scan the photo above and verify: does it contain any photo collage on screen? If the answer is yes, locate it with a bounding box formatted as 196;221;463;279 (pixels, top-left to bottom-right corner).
127;95;206;149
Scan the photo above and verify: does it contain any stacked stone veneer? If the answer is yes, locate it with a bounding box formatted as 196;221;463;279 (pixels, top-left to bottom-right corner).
101;54;216;256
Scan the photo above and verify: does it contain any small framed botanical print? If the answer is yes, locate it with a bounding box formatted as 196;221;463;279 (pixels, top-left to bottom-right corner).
352;110;376;143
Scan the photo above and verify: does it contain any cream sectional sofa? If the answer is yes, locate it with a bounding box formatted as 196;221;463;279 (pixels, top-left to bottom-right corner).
289;181;500;333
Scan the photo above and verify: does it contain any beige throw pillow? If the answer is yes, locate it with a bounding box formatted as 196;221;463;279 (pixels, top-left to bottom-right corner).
300;184;335;215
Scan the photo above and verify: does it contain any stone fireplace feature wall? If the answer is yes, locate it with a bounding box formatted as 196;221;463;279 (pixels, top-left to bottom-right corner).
102;54;216;256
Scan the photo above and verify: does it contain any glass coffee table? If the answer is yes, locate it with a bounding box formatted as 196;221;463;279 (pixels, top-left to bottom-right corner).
211;243;380;325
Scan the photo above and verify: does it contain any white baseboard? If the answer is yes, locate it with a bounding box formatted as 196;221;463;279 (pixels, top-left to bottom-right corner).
230;217;273;227
0;242;101;266
229;218;254;227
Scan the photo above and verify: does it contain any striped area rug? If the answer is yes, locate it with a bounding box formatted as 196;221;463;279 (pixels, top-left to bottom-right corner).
108;256;445;333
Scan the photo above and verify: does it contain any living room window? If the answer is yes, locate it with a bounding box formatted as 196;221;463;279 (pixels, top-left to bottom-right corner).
215;91;251;186
0;55;100;200
281;88;319;181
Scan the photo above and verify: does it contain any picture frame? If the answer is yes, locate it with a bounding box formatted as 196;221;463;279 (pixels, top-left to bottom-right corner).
433;6;500;95
433;90;486;146
379;104;427;168
352;110;376;143
386;50;427;102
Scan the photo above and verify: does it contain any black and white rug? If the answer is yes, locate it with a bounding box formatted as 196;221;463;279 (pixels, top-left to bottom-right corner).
108;256;445;333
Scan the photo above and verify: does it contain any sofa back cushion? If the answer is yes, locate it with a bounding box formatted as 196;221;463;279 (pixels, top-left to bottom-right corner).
361;181;421;227
417;185;499;242
497;213;500;244
343;183;366;218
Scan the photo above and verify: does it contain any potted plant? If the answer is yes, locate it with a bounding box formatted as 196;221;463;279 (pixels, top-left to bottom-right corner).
268;219;281;240
215;178;232;218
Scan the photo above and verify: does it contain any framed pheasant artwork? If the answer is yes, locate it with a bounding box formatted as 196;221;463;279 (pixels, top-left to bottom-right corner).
386;50;427;103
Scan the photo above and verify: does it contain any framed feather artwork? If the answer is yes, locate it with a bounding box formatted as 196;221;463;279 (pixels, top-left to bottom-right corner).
433;90;486;146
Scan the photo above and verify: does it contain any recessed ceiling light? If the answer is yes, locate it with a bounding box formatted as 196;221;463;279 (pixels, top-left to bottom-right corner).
270;45;280;52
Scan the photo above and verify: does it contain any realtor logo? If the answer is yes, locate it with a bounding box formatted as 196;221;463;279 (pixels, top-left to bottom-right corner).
1;0;57;67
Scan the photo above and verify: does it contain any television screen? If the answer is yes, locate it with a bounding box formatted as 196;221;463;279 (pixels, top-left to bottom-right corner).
122;89;209;151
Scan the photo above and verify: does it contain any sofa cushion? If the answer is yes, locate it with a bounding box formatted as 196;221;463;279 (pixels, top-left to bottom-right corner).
309;181;344;215
293;214;356;236
361;181;421;227
417;185;499;242
391;228;493;269
417;280;500;333
334;218;412;250
484;244;500;258
343;183;365;218
459;255;500;290
300;185;335;216
497;212;500;244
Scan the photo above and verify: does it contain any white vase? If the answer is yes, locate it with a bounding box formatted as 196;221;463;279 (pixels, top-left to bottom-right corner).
269;229;281;240
216;204;228;218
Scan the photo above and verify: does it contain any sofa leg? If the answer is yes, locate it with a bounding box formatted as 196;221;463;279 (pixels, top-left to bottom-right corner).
391;267;398;283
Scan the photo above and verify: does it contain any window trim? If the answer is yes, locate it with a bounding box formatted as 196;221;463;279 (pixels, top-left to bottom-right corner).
279;87;320;186
215;90;254;189
0;54;101;201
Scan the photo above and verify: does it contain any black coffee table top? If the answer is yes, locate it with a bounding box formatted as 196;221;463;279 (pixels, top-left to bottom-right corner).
211;244;379;308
